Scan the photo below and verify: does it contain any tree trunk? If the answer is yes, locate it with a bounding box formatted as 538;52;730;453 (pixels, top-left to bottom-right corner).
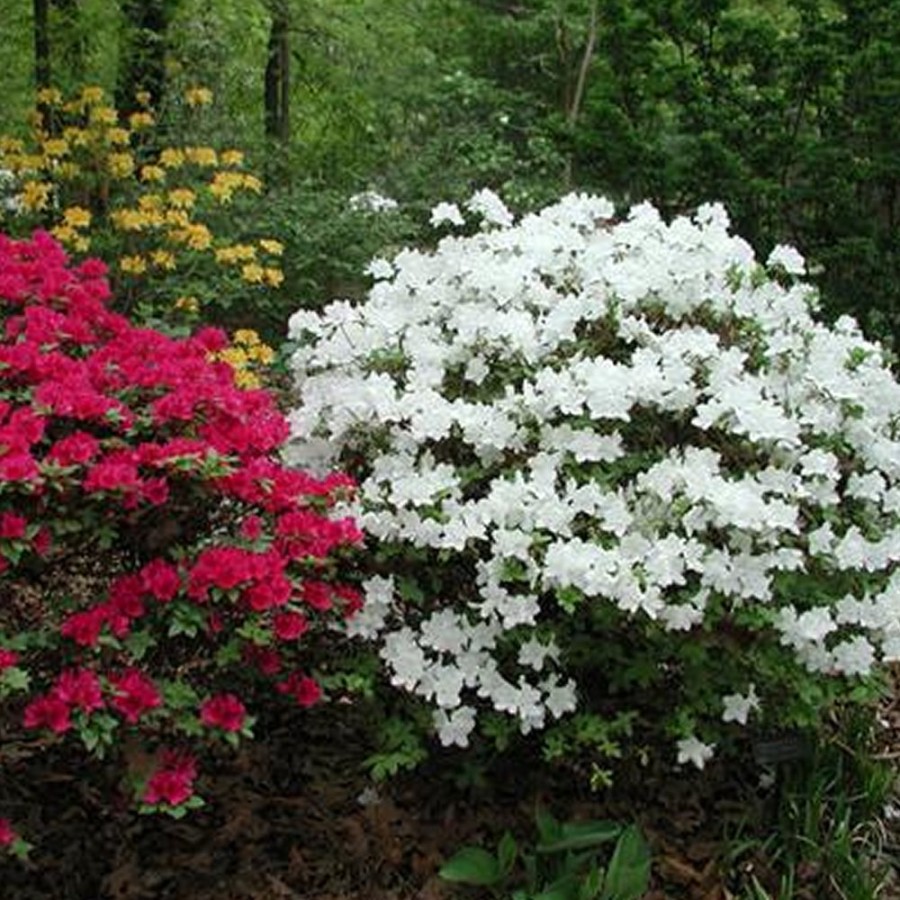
116;0;173;114
34;0;51;92
53;0;86;83
264;0;291;144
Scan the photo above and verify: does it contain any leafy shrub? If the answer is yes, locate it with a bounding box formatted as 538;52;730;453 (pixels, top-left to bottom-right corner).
0;232;362;853
440;810;651;900
0;85;283;330
286;190;900;772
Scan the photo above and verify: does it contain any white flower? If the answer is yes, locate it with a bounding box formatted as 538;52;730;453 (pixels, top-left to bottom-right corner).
831;636;876;676
722;684;760;725
288;188;900;754
517;637;560;671
434;706;477;747
430;201;465;228
767;244;806;275
466;188;514;228
364;257;395;280
676;736;716;770
349;190;398;213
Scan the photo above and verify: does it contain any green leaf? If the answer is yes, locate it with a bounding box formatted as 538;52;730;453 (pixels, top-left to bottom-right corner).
537;820;622;854
535;807;562;844
439;847;503;886
601;825;651;900
124;629;156;661
498;830;518;876
0;666;30;693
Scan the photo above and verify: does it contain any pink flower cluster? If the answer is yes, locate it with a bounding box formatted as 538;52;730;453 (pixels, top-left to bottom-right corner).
0;232;363;836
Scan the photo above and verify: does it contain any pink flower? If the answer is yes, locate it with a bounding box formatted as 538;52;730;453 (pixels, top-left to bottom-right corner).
273;611;309;641
143;749;198;807
200;694;246;732
243;644;282;676
0;819;17;846
300;581;333;612
277;673;322;708
139;559;180;602
83;460;141;494
0;648;19;671
23;695;72;733
109;669;161;723
0;453;39;482
60;607;106;647
0;513;27;539
46;431;100;466
52;668;104;713
240;515;263;541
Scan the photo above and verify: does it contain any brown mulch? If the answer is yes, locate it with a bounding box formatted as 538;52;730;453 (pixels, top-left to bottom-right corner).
1;673;898;900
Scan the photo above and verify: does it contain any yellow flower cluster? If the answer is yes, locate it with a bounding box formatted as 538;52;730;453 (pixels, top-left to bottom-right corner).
211;329;276;389
52;205;92;252
214;239;285;286
0;84;285;321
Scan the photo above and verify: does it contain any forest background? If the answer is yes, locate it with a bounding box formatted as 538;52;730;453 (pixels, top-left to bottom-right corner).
3;0;900;347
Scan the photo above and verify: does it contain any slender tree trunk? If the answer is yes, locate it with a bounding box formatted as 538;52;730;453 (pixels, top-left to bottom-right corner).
34;0;51;92
116;0;173;114
53;0;85;83
264;0;291;145
563;1;599;187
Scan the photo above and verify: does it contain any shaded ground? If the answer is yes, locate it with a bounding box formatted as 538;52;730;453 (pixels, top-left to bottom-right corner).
1;674;898;900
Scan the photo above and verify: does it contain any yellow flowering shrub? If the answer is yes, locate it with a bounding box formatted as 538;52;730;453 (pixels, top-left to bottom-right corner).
0;85;285;338
209;329;276;390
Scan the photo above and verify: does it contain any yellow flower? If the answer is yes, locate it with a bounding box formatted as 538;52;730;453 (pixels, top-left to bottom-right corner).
135;90;152;107
240;262;265;284
80;86;105;105
89;106;117;126
57;162;81;181
62;127;88;148
164;209;190;228
151;249;176;270
139;194;164;211
174;295;199;314
52;223;77;245
140;164;165;183
120;255;147;275
63;206;91;229
129;112;154;130
111;209;151;231
249;343;275;365
107;152;135;178
36;87;62;105
234;369;261;390
0;137;24;153
174;222;212;251
185;146;217;167
208;171;242;203
20;180;51;212
159;148;185;169
233;329;260;346
220;149;244;167
53;224;90;253
185;86;214;107
241;174;262;192
215;244;256;265
41;138;69;158
167;188;196;209
263;267;284;288
219;347;248;367
106;127;131;146
258;239;284;256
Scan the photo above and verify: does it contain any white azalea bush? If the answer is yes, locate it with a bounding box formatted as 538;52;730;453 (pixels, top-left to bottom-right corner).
285;190;900;771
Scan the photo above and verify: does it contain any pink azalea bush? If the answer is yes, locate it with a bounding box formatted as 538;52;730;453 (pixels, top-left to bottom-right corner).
0;231;362;851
